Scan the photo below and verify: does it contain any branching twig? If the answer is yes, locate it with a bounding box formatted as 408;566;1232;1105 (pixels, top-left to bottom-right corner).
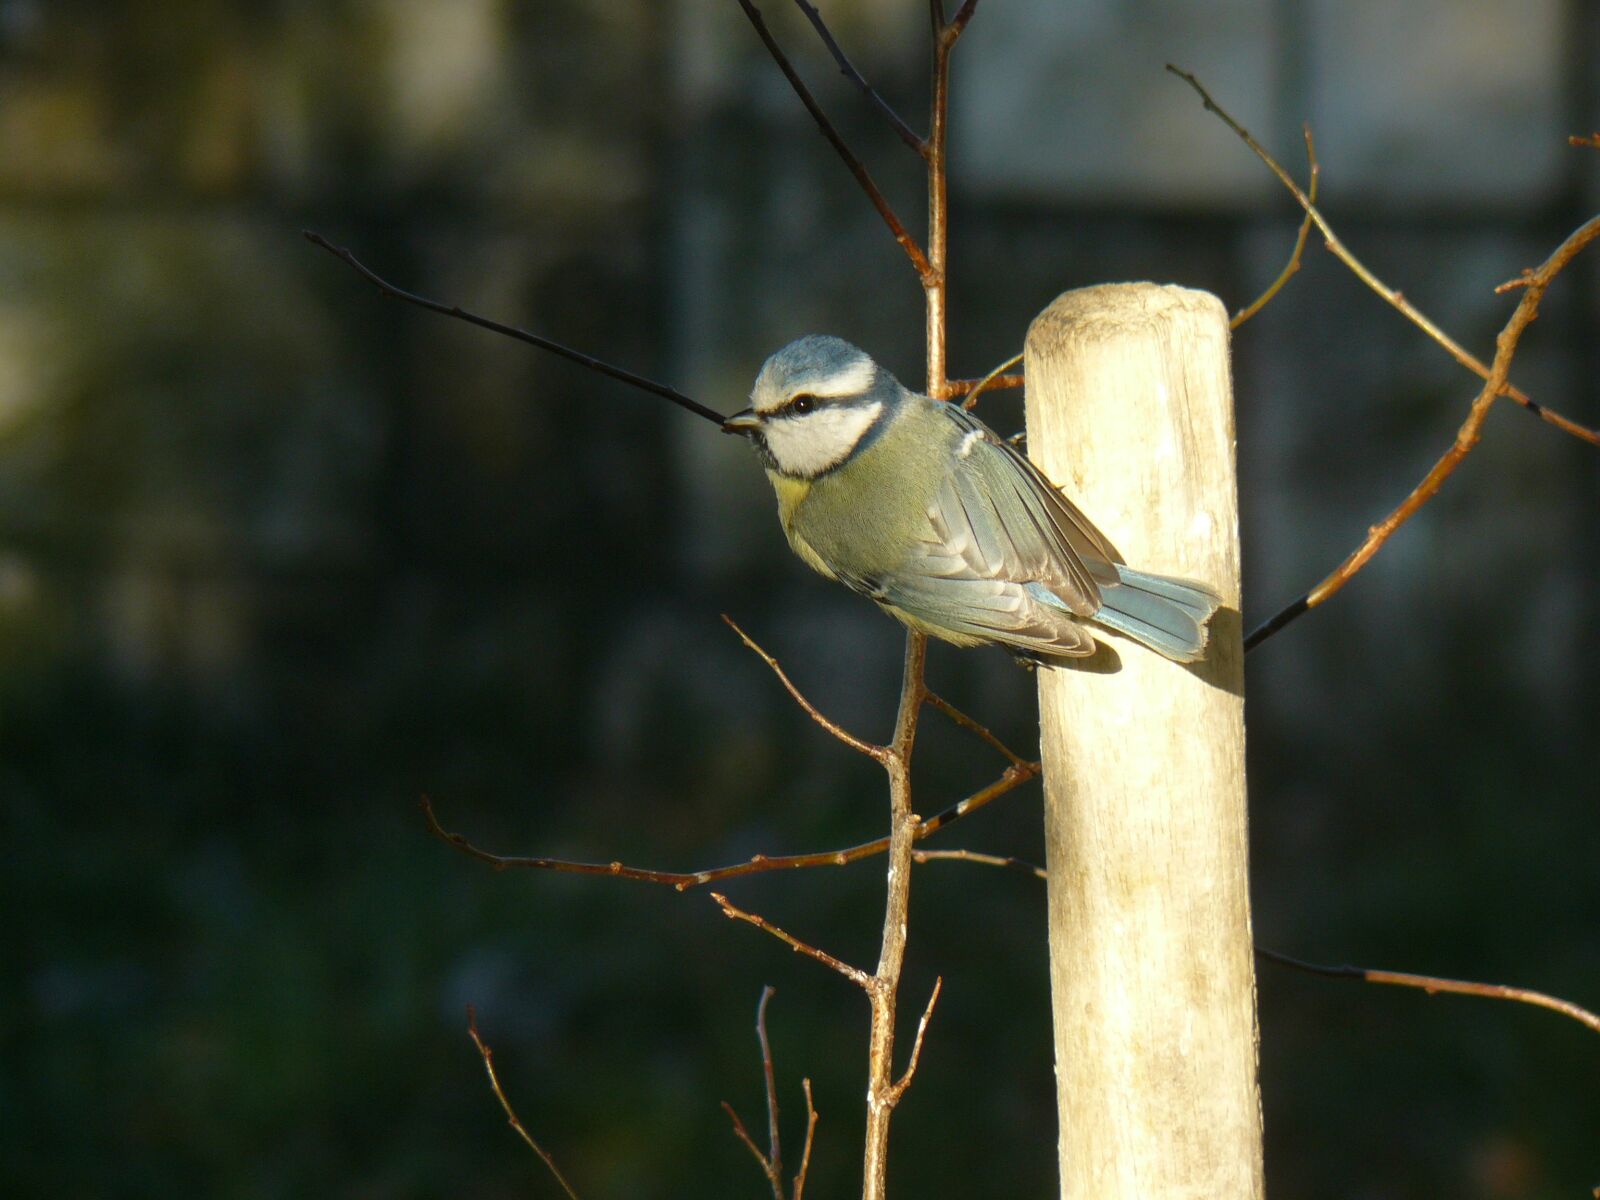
712;892;872;986
721;1100;781;1199
958;352;1024;411
723;614;889;762
466;1006;583;1200
301;232;726;427
722;986;808;1200
734;0;932;278
1167;66;1600;449
1230;125;1319;330
420;762;1037;891
886;976;943;1104
945;371;1024;398
1248;213;1600;646
1258;948;1600;1039
791;1;927;154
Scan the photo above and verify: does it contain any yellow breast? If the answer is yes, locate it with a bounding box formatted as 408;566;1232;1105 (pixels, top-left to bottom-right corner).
766;471;836;581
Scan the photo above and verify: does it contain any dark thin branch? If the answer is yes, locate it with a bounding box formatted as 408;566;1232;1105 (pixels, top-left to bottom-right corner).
945;372;1024;399
1257;948;1600;1038
733;0;932;277
722;1100;782;1199
466;1007;583;1200
302;231;726;426
946;0;980;39
791;1;927;154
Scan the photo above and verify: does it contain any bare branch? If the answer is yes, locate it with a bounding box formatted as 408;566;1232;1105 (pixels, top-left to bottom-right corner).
887;976;943;1104
944;371;1024;400
792;1079;819;1200
1299;214;1600;615
1231;125;1319;330
913;847;1046;880
723;614;890;763
956;351;1024;409
756;987;784;1187
1166;66;1600;448
1257;948;1600;1038
924;689;1029;765
421;763;1038;890
466;1007;583;1200
712;892;872;987
791;1;927;154
946;1;980;40
721;1100;782;1198
1569;132;1600;148
734;0;933;277
301;232;727;427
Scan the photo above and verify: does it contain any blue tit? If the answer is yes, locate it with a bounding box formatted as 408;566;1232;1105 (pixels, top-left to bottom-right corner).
722;335;1221;664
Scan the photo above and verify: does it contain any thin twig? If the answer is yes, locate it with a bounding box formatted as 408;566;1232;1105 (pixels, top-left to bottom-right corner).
887;977;943;1103
756;987;784;1189
1257;948;1600;1038
1569;132;1600;149
1230;125;1319;330
792;1079;819;1200
721;1100;782;1199
420;763;1038;891
924;689;1029;765
723;615;889;762
944;371;1024;399
301;232;726;427
712;892;873;987
791;0;927;154
466;1007;583;1200
1166;66;1600;448
734;0;933;278
913;847;1046;880
958;352;1024;410
1297;213;1600;617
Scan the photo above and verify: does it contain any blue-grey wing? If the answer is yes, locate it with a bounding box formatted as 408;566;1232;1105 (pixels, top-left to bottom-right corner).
873;406;1121;656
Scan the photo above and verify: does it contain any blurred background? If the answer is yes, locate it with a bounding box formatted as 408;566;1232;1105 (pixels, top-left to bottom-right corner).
2;1;1596;1196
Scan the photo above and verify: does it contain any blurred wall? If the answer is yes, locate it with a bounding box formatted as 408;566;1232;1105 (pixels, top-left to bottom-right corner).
2;2;1596;1197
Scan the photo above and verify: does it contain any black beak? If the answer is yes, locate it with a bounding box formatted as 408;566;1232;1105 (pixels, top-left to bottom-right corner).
722;408;762;436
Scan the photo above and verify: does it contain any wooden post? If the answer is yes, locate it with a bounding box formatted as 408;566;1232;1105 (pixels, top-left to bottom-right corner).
1024;284;1264;1199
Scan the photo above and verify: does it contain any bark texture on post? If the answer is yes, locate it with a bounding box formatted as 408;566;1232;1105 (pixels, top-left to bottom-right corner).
1024;284;1263;1200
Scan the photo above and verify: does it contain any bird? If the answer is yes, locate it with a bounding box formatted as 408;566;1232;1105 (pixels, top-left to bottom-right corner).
721;335;1221;665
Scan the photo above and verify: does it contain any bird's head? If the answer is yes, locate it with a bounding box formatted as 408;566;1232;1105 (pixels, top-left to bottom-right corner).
723;335;902;479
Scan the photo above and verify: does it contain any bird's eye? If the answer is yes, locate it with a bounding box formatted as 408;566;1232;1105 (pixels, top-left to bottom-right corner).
790;394;817;415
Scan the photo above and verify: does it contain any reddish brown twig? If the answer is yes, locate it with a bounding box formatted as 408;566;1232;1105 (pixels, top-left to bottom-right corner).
913;847;1046;880
734;0;932;278
1231;125;1319;330
1569;132;1600;149
466;1006;582;1200
885;976;943;1105
1257;948;1600;1038
712;892;872;986
793;1079;819;1200
946;371;1025;398
723;614;889;762
957;351;1024;410
791;1;927;154
924;689;1030;766
301;232;726;427
1300;214;1600;614
1167;66;1600;448
420;762;1037;891
721;987;786;1200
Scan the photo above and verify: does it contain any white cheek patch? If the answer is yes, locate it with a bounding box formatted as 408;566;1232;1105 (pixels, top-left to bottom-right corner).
764;402;883;478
